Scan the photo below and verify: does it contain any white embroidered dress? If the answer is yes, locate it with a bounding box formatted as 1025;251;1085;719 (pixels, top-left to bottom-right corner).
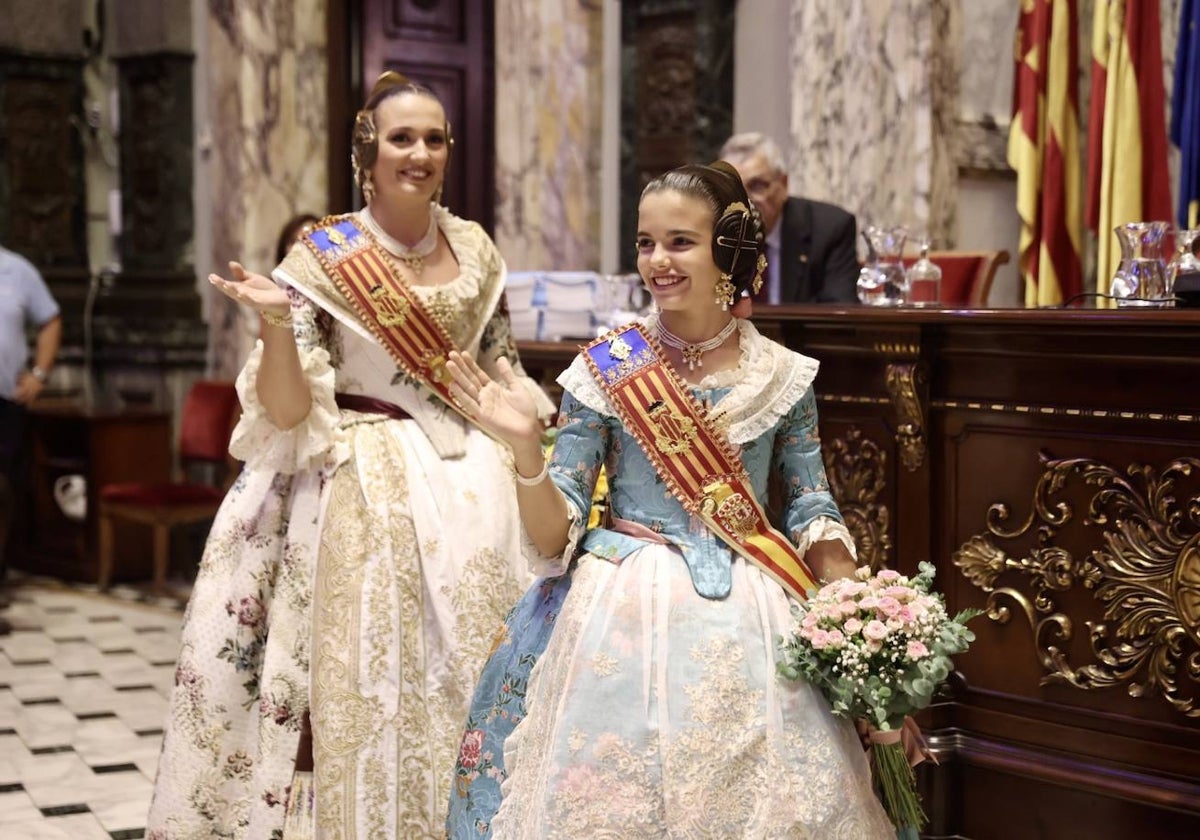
146;206;549;840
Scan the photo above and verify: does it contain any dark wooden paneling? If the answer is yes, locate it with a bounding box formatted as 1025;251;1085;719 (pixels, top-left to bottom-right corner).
0;51;87;271
115;52;194;273
518;305;1200;838
358;0;495;232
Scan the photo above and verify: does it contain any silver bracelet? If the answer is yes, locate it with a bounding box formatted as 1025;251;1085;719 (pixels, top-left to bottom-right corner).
514;458;550;486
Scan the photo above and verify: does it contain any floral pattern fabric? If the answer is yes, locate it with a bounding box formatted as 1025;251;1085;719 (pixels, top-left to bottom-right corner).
147;207;539;840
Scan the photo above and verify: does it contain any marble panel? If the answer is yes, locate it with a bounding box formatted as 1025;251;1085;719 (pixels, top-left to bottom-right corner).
788;0;958;243
493;0;604;271
204;0;329;378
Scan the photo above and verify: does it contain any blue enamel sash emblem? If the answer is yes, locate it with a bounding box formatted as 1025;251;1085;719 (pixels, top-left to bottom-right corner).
585;326;654;384
307;219;366;263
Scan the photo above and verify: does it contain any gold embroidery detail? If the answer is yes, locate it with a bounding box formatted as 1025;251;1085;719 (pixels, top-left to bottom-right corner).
647;401;697;455
369;283;410;328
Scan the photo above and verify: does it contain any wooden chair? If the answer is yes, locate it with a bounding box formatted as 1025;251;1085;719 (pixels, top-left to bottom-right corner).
901;250;1011;306
97;380;240;594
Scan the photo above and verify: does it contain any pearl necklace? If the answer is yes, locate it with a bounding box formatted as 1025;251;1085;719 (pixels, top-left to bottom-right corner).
655;317;738;370
362;207;439;277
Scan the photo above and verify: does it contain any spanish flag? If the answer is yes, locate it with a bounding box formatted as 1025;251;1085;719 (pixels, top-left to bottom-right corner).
1008;0;1084;307
1085;0;1173;302
1172;0;1200;229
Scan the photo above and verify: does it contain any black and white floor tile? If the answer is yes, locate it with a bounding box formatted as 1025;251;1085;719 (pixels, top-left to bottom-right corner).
0;579;185;839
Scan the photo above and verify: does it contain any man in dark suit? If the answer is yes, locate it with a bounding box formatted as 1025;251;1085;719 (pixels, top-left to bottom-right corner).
720;133;859;304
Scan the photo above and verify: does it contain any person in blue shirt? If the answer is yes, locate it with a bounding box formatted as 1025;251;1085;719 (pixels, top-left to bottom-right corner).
0;244;61;636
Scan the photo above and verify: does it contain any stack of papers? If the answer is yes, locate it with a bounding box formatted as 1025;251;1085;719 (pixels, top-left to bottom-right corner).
541;272;597;340
505;271;543;341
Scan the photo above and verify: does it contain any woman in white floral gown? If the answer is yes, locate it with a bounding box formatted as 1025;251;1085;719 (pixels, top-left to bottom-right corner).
445;161;895;839
146;73;550;840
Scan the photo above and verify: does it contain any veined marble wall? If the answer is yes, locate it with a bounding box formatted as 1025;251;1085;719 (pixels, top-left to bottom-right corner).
493;0;604;271
204;0;328;379
787;0;958;244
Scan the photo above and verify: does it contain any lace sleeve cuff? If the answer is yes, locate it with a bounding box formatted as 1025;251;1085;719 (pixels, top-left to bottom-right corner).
792;516;858;563
521;496;585;578
228;340;344;474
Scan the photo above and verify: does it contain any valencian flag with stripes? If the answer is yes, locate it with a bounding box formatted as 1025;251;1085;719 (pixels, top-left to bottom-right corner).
1085;0;1173;303
1008;0;1084;307
1172;0;1200;229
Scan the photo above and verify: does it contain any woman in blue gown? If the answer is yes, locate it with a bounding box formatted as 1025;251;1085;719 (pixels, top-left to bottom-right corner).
445;162;897;839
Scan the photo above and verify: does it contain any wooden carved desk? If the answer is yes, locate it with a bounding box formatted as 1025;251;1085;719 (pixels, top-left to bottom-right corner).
519;306;1200;839
18;403;171;583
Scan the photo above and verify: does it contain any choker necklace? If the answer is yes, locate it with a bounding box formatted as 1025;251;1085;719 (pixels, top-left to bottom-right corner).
363;208;439;276
655;317;738;370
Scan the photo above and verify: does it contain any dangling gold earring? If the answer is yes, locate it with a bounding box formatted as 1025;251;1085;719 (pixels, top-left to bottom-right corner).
432;182;444;205
362;175;376;204
714;272;736;311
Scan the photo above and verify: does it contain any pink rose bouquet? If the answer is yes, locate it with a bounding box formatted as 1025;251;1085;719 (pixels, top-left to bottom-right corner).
777;561;979;831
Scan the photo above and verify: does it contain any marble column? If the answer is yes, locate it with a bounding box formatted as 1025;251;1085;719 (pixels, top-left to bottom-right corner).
493;0;604;271
203;0;328;379
787;0;958;244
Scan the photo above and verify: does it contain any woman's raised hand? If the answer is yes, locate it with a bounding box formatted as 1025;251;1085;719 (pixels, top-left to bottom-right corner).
209;261;291;317
447;351;542;448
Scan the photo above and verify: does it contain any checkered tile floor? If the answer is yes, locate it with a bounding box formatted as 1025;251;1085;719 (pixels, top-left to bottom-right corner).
0;579;186;839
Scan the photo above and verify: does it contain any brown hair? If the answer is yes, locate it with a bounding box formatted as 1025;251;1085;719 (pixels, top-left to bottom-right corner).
275;213;319;263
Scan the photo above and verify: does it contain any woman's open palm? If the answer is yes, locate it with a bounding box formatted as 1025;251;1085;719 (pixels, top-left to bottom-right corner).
209;261;290;315
447;351;542;447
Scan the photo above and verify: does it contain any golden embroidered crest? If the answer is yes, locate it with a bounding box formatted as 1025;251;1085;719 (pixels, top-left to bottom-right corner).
648;400;697;455
369;284;411;327
699;481;757;542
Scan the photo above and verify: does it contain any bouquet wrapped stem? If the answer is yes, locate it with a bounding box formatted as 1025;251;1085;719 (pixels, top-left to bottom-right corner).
869;726;924;831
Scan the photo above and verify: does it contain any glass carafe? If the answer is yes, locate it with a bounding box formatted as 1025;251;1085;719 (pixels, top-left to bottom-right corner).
905;234;942;306
1110;222;1171;307
1166;229;1200;301
856;225;909;305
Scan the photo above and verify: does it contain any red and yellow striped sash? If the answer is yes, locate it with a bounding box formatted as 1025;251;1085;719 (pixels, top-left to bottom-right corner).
584;324;817;601
303;216;470;424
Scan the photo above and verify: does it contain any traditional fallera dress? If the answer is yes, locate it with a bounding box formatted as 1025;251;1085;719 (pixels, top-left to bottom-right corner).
447;318;895;839
146;204;551;840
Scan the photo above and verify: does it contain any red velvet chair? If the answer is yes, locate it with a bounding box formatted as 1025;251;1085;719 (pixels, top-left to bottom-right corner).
97;380;240;594
901;250;1011;306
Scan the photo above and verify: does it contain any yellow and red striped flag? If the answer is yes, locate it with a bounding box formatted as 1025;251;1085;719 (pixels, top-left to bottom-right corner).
1008;0;1084;307
1085;0;1173;302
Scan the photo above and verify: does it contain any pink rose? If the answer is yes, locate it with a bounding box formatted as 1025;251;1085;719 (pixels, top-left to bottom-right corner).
863;620;889;641
459;729;485;770
825;629;845;647
876;569;902;583
843;617;864;635
907;640;930;659
810;629;831;649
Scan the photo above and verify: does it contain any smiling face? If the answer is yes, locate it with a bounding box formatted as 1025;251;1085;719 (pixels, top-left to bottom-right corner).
636;189;722;316
369;92;449;207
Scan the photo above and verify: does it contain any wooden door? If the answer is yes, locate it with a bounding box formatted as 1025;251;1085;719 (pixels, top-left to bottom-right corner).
339;0;495;232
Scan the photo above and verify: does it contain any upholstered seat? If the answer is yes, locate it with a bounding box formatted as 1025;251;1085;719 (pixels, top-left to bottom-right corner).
902;250;1010;306
97;380;240;594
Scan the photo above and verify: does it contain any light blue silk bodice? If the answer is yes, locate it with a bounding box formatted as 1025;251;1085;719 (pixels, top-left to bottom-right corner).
547;382;843;600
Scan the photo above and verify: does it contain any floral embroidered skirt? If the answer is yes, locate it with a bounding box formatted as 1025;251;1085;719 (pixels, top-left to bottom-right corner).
147;419;527;840
483;546;896;840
